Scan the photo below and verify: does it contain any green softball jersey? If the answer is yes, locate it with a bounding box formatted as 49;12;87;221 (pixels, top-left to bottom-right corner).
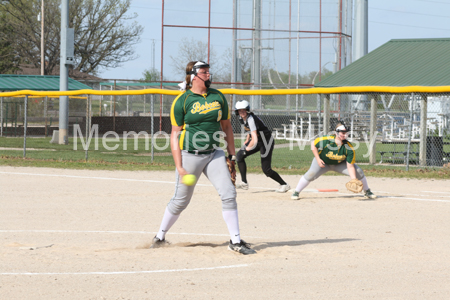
314;135;356;165
170;88;230;151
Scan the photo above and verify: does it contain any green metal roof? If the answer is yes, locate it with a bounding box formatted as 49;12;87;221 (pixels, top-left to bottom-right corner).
315;38;450;87
99;82;178;86
0;75;92;91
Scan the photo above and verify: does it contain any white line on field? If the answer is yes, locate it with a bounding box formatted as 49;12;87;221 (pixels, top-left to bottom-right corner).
0;171;213;186
422;191;450;194
0;171;277;190
0;230;229;236
382;196;450;203
371;190;450;199
0;230;264;239
0;264;249;276
409;194;450;199
2;172;449;201
335;192;450;203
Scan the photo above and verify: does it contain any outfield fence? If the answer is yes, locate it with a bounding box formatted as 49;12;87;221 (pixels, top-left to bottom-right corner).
1;86;450;170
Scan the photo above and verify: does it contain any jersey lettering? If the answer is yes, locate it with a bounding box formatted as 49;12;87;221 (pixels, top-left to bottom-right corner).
315;135;354;165
325;152;346;162
171;89;229;151
190;101;221;114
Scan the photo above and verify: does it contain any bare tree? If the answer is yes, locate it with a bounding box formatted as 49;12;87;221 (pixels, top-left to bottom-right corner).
221;47;253;83
169;37;225;80
70;0;143;74
0;0;143;76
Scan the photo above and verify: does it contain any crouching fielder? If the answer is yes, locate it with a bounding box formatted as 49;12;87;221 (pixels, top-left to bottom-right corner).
291;123;377;200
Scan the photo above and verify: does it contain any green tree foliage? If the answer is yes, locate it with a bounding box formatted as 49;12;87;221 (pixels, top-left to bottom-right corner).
0;0;143;75
141;67;161;82
0;9;20;73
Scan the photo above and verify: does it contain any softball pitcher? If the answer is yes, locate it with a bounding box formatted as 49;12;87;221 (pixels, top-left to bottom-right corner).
291;122;377;200
150;61;256;255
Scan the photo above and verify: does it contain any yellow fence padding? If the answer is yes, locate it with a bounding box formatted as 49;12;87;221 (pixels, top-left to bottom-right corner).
1;86;450;98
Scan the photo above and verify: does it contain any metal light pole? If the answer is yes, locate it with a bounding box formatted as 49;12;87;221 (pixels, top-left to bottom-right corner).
59;0;74;144
251;0;261;110
232;0;237;107
353;0;368;61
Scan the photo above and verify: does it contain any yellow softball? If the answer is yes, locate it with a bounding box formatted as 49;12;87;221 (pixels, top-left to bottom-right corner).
183;174;197;186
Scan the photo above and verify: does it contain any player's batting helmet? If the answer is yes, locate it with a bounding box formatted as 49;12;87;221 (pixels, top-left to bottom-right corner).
235;100;250;115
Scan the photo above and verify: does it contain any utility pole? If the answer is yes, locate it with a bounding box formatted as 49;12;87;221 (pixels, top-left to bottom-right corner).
40;0;44;75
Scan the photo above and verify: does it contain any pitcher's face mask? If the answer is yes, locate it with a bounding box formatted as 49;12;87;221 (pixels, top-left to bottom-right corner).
187;61;212;88
336;124;349;140
335;124;349;133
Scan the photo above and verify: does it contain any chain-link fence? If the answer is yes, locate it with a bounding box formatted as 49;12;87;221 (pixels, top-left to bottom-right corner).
1;90;450;170
0;95;88;138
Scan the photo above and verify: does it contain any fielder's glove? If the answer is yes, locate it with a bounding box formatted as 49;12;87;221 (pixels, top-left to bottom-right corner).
346;179;363;193
226;155;237;186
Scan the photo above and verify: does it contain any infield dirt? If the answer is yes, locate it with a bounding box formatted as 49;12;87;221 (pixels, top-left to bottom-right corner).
1;166;450;299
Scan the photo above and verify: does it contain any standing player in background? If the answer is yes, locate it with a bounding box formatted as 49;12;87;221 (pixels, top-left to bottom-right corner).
291;122;377;200
234;100;291;192
150;61;256;255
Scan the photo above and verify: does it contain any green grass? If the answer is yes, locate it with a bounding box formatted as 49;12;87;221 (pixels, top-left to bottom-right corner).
1;136;450;179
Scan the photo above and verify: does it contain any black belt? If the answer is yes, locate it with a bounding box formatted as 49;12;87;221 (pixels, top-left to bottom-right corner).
187;149;216;155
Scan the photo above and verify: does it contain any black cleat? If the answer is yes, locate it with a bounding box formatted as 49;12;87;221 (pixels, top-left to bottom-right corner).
150;236;170;248
364;189;377;199
228;239;256;255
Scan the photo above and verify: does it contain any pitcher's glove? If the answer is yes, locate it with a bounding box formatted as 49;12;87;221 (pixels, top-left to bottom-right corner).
226;155;236;186
346;179;363;193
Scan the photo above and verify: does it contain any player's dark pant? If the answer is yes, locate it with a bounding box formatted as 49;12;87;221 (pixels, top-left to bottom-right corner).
236;134;286;185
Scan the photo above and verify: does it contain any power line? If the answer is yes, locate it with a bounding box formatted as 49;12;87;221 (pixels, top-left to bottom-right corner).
412;0;450;4
131;5;232;16
370;20;450;32
370;7;450;19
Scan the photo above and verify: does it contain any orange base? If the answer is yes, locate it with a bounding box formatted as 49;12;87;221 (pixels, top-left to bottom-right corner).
317;189;339;192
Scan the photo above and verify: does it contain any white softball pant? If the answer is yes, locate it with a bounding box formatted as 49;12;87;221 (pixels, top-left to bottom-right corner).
303;157;365;182
167;149;237;215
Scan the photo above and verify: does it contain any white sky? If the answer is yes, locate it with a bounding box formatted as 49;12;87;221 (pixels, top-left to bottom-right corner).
99;0;450;81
